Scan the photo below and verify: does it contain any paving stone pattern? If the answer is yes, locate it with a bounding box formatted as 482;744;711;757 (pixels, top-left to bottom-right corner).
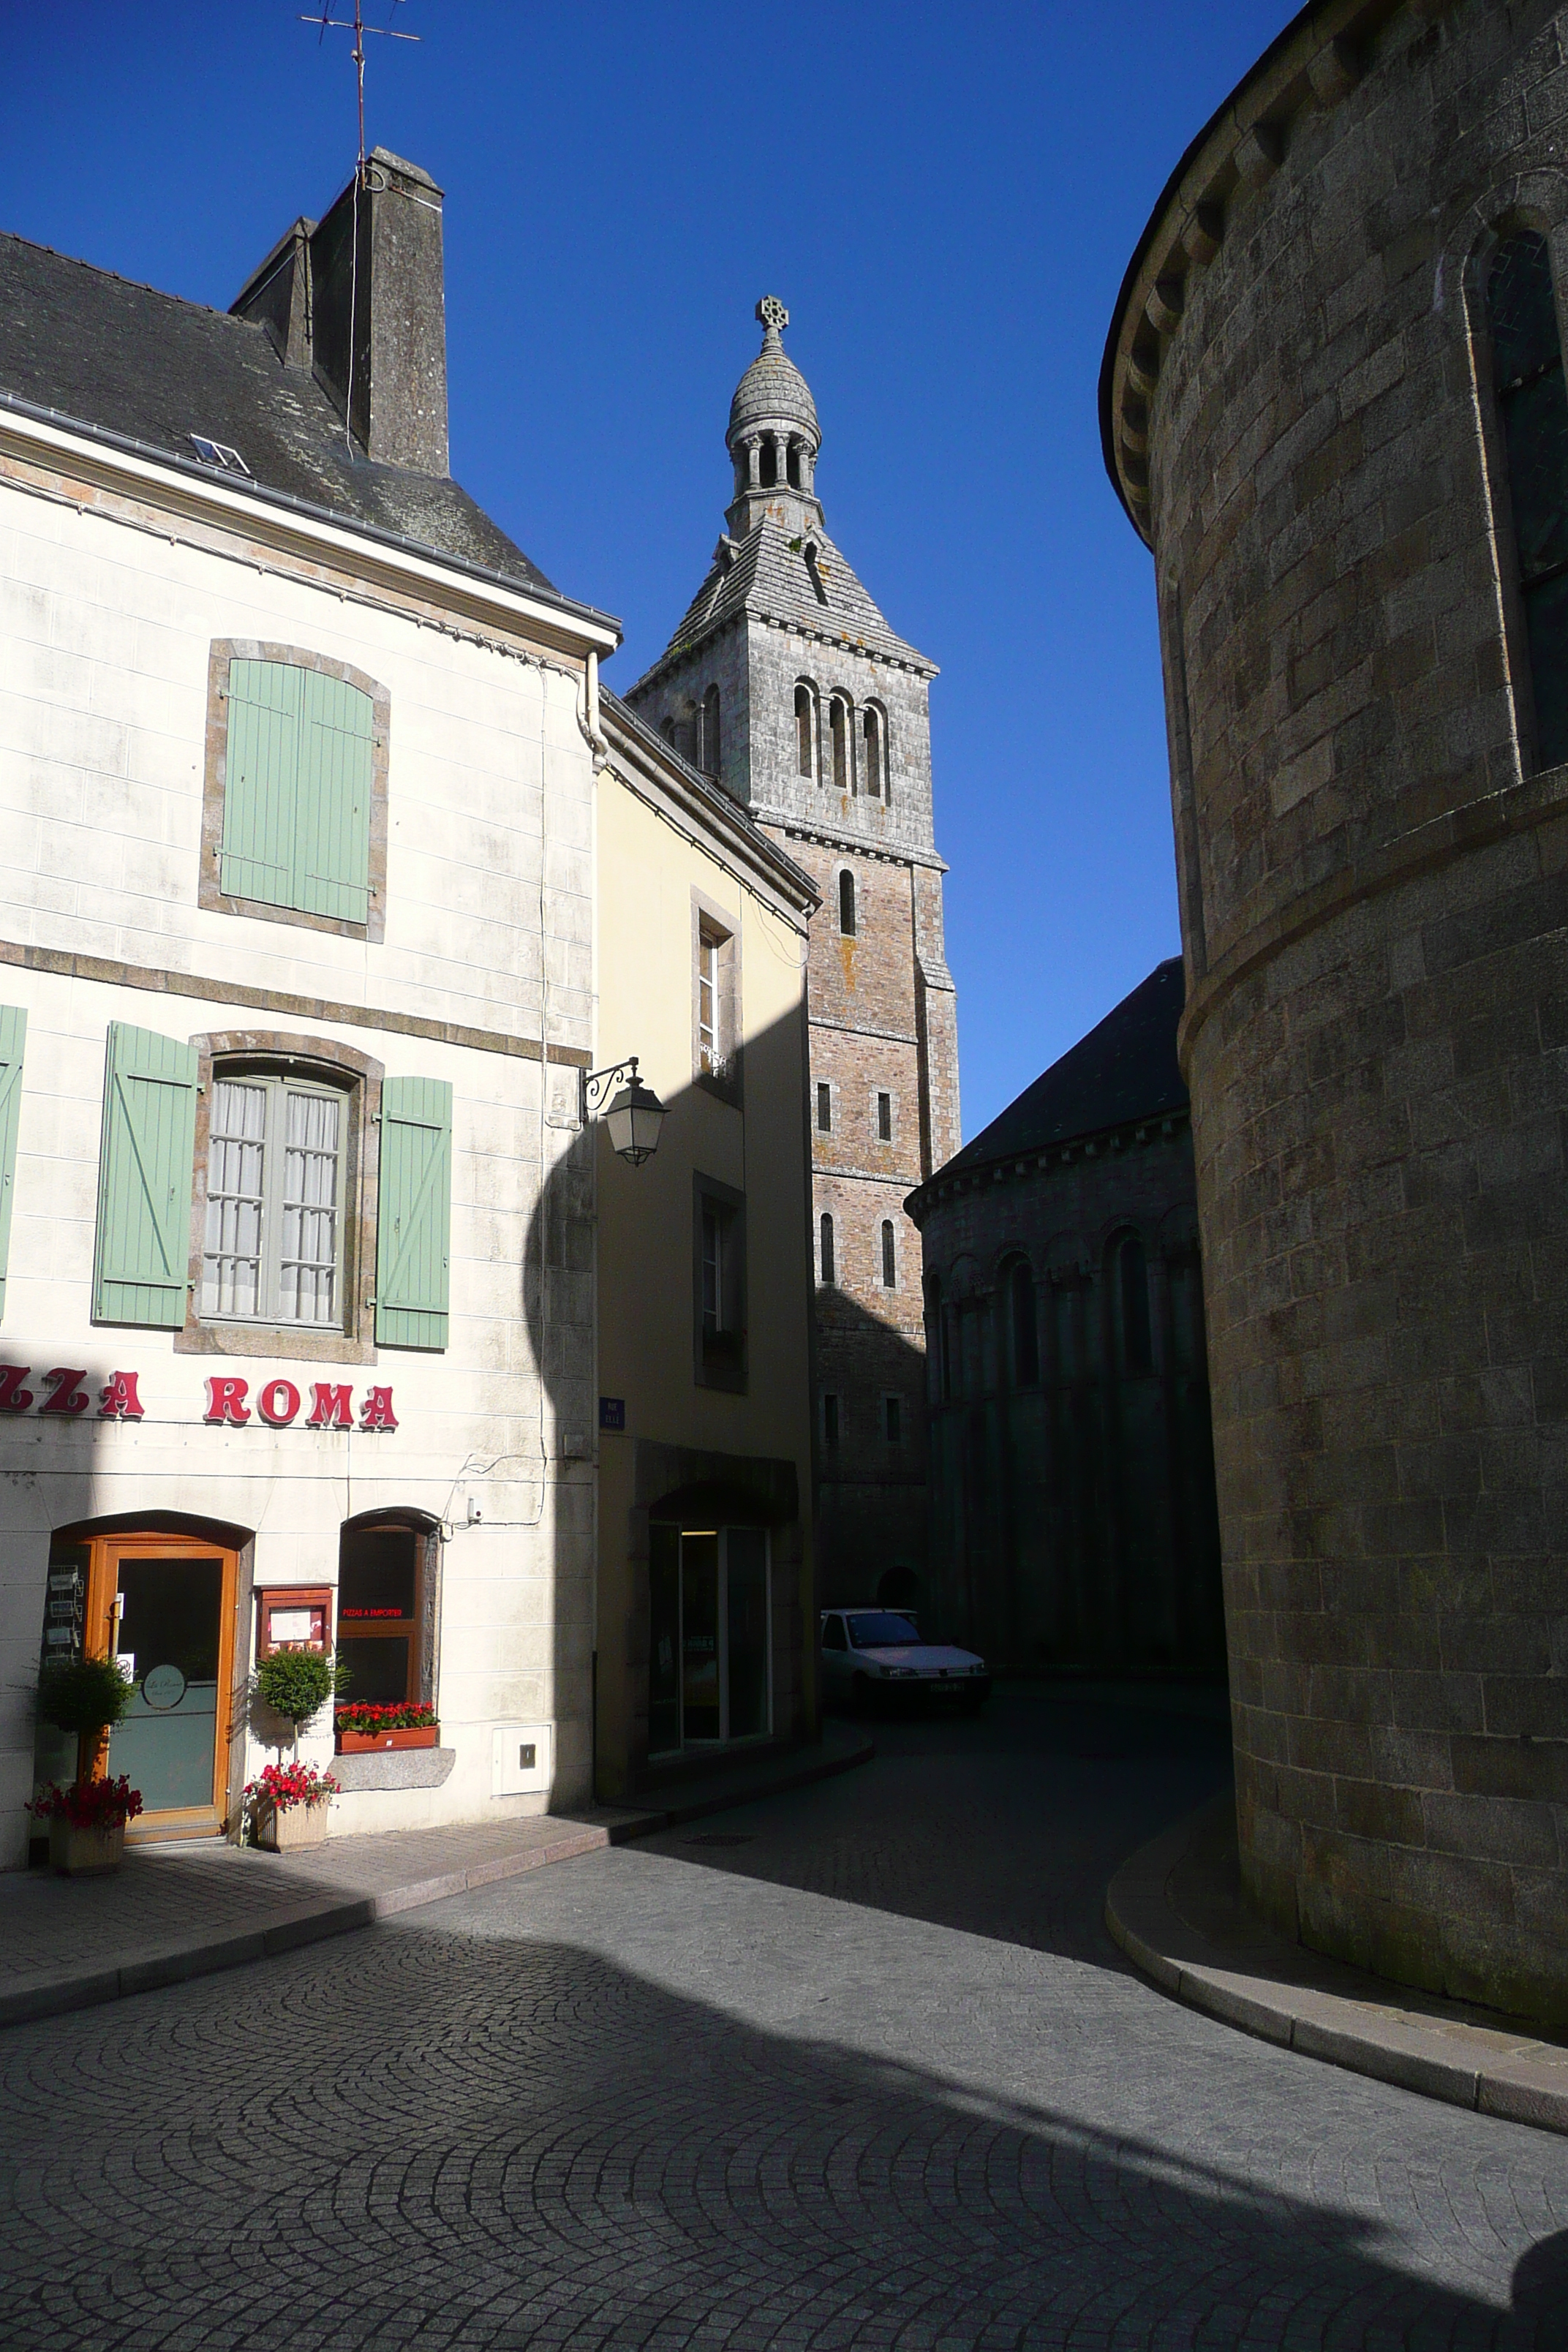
3;1691;1568;2348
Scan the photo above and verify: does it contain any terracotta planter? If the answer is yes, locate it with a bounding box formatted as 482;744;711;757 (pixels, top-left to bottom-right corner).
336;1725;439;1754
50;1818;126;1876
256;1798;331;1853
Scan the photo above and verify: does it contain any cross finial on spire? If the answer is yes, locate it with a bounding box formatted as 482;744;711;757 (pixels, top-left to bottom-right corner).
756;295;789;336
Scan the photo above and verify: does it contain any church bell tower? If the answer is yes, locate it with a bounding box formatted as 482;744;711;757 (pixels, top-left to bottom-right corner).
627;298;960;1607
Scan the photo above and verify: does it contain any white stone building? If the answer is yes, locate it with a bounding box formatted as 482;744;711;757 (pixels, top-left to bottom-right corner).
0;154;619;1861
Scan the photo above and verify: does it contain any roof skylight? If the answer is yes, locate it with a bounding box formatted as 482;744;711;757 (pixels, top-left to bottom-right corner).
188;434;252;478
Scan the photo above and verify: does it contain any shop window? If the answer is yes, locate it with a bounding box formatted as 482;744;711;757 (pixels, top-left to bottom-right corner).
203;1068;348;1327
336;1518;434;1705
648;1521;771;1753
694;1173;746;1390
203;645;388;941
1486;230;1568;769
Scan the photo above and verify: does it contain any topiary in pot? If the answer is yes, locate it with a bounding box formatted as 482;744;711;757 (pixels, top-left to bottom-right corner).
254;1648;347;1754
37;1654;132;1784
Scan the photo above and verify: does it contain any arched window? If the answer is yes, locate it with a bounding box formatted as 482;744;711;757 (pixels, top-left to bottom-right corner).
925;1272;946;1403
1116;1232;1153;1374
862;706;885;799
758;438;777;489
881;1219;897;1289
830;696;851;791
819;1213;834;1285
701;685;721;774
838;870;856;936
795;683;815;778
660;716;676;747
1009;1260;1039;1385
1488;230;1568;769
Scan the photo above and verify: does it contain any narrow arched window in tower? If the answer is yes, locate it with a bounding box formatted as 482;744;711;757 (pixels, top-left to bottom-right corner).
881;1220;897;1289
758;438;777;489
1488;230;1568;769
1117;1232;1153;1375
838;869;856;936
862;706;883;799
660;717;676;747
702;685;721;774
820;1213;835;1285
795;683;815;778
830;697;849;791
1010;1260;1039;1386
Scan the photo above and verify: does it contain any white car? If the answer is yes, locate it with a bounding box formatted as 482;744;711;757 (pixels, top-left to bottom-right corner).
819;1608;990;1712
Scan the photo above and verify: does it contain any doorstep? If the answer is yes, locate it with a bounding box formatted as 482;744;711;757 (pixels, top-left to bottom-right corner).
1107;1790;1568;2138
0;1723;872;2034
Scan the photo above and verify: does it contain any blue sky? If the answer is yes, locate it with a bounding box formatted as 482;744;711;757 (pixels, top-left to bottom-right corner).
2;1;1292;1139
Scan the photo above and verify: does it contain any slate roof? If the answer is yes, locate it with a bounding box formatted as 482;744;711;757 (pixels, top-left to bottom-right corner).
935;958;1188;1183
638;513;935;682
0;229;568;603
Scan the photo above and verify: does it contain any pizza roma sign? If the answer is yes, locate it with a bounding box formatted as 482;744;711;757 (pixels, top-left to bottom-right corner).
0;1365;397;1430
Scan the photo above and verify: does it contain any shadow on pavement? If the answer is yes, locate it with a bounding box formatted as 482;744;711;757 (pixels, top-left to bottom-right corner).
1;1896;1562;2348
636;1681;1236;1965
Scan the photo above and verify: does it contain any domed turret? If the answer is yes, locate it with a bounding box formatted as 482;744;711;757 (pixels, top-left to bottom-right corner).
725;297;823;535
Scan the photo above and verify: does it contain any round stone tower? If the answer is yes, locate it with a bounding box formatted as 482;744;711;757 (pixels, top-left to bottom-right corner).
1104;0;1568;2021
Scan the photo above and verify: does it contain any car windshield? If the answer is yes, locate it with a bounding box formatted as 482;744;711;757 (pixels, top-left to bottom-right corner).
847;1613;924;1648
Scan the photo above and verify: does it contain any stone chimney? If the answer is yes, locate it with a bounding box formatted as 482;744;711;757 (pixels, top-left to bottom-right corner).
231;148;450;475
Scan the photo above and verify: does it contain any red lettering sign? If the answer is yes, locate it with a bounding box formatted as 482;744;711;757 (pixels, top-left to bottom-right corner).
307;1382;353;1429
204;1376;250;1425
257;1377;301;1426
98;1371;145;1420
359;1385;398;1432
0;1363;33;1412
39;1368;90;1416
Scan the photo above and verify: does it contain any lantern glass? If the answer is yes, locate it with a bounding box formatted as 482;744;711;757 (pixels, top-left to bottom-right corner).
604;1078;666;1166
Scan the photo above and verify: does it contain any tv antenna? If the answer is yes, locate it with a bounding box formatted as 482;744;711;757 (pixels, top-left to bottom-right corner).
301;1;419;178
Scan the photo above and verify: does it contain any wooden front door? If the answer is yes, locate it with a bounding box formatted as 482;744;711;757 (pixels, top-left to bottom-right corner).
83;1531;240;1841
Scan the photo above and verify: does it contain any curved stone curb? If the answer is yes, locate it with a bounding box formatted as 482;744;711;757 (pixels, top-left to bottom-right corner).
1106;1796;1568;2139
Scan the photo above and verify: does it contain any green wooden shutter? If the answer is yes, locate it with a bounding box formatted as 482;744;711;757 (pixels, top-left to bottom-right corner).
0;1005;26;1320
220;660;302;907
375;1077;452;1349
92;1023;199;1327
219;660;373;921
296;668;374;921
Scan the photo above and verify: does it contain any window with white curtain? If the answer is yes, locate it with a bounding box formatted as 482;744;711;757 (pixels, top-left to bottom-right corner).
202;1071;346;1327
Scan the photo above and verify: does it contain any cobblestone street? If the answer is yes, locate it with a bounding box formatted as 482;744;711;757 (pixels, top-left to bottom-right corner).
3;1689;1567;2349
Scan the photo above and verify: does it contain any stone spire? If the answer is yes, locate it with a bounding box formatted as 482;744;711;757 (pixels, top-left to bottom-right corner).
725;297;823;538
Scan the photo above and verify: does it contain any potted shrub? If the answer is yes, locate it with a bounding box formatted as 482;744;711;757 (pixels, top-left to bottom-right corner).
335;1701;440;1754
29;1774;144;1875
244;1760;340;1852
253;1646;344;1749
32;1654;142;1874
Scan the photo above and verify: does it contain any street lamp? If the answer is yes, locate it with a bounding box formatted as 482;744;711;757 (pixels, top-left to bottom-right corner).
579;1056;667;1167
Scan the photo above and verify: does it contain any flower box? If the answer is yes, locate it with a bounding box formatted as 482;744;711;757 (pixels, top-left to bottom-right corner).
49;1818;125;1876
336;1725;440;1754
255;1798;331;1853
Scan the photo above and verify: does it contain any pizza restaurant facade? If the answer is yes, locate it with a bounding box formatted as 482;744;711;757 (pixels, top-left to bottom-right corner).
0;357;614;1867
